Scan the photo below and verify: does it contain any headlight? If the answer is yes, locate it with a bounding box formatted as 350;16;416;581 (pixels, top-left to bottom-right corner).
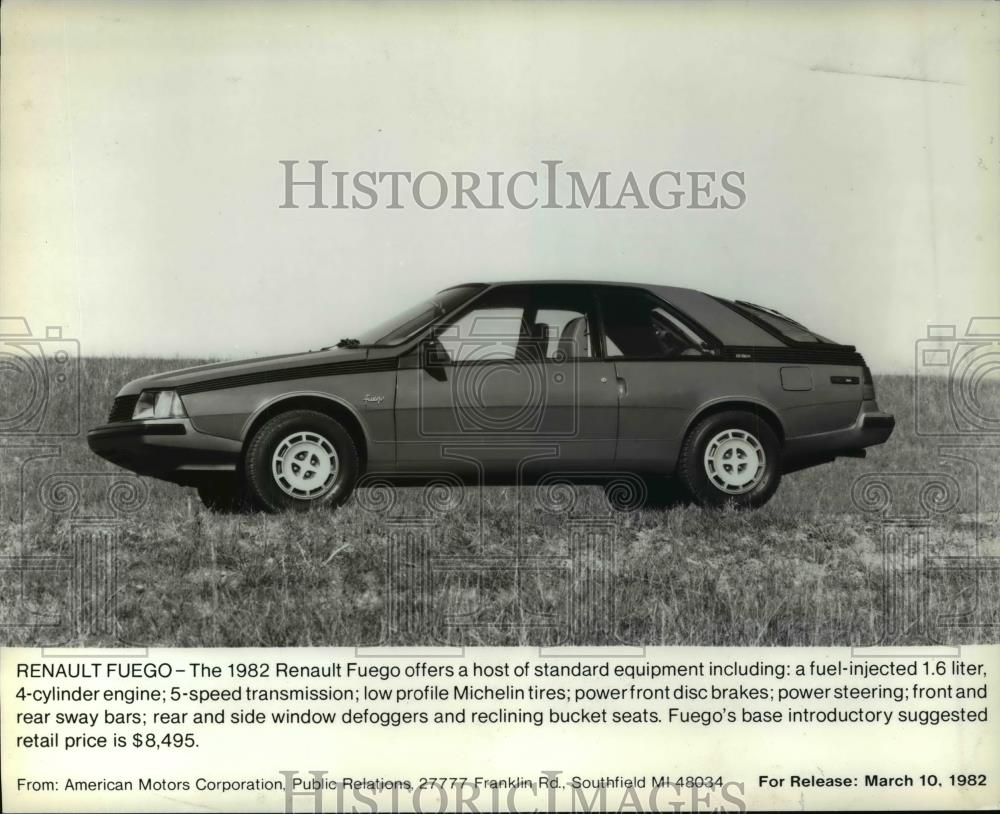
132;390;187;420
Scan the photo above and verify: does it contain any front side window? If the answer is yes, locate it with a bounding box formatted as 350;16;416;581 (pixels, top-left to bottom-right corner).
432;285;597;364
535;308;592;360
600;288;712;359
530;286;595;361
437;305;527;363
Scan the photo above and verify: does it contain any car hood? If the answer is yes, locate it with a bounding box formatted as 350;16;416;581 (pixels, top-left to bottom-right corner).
117;346;372;395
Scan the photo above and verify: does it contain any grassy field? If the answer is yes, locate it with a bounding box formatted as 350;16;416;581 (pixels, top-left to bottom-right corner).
1;358;997;647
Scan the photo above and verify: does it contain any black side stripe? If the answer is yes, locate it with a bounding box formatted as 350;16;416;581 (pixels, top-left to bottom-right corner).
172;346;862;397
175;357;399;395
720;346;865;366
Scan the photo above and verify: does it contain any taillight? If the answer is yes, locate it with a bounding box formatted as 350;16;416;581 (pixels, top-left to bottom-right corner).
862;363;876;400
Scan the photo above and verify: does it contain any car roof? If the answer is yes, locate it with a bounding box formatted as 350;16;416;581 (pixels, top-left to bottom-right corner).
457;280;782;346
466;279;699;295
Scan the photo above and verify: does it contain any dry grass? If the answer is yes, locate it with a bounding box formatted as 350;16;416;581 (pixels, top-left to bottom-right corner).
1;359;997;647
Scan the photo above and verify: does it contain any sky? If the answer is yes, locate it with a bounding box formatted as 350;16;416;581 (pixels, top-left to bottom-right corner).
2;0;998;371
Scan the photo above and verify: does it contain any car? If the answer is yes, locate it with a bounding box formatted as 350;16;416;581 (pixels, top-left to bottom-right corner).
88;280;895;512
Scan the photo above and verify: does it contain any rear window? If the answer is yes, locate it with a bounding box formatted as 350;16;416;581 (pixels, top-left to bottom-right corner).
729;300;835;344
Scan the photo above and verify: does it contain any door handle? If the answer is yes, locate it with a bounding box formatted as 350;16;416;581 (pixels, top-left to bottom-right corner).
616;377;627;398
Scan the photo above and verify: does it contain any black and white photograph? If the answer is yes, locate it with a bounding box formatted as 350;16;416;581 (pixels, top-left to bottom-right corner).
1;1;997;811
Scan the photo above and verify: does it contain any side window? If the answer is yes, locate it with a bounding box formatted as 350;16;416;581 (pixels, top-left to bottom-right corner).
600;289;710;359
534;308;593;360
436;289;528;363
731;300;834;344
434;286;596;363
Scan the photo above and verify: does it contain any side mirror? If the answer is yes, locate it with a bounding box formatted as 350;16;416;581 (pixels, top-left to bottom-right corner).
421;334;450;369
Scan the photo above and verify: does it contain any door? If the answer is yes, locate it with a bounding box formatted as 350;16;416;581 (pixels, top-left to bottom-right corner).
597;286;718;471
395;284;619;475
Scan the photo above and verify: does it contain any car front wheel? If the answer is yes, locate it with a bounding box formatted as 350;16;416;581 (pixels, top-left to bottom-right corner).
244;409;359;513
677;410;781;509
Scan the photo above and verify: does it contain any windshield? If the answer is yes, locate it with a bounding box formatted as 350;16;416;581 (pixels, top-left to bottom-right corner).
352;284;484;347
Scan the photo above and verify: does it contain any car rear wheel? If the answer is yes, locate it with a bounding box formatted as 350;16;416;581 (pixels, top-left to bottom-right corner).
677;410;781;509
244;410;359;513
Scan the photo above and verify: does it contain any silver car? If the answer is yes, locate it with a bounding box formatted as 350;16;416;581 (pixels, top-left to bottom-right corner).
88;281;894;511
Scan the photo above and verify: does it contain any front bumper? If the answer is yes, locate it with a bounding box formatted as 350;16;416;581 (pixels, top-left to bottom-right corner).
781;404;895;473
87;419;241;486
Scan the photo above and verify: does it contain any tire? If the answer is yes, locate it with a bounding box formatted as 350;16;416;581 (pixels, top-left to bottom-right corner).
197;478;253;514
677;410;781;509
243;410;360;513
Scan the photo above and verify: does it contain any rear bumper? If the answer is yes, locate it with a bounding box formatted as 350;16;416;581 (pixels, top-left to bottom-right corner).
782;404;895;473
87;420;240;485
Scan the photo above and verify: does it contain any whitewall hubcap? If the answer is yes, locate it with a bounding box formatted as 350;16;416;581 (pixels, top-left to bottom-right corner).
703;429;766;494
271;431;339;499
